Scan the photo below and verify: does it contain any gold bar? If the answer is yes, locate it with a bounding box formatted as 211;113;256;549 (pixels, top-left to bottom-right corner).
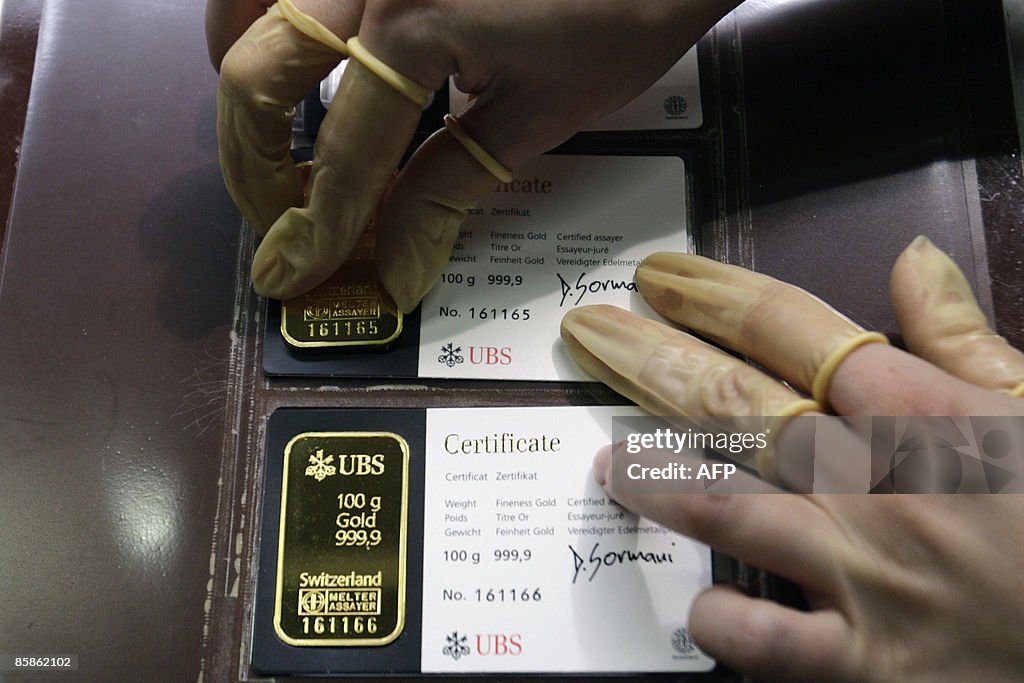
280;254;403;348
274;432;409;646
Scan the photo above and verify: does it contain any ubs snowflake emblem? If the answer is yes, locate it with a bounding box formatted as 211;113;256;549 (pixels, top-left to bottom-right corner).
438;343;464;368
443;631;471;660
304;449;336;481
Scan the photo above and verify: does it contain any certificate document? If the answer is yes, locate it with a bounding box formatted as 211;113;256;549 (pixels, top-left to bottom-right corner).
418;154;689;381
419;406;714;673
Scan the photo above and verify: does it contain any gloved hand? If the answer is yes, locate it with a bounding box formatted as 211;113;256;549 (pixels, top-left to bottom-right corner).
561;236;1024;682
209;0;742;309
562;235;1022;422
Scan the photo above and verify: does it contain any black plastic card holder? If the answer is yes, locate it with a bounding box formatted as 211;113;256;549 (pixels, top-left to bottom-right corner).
252;408;426;675
250;407;740;679
260;147;703;379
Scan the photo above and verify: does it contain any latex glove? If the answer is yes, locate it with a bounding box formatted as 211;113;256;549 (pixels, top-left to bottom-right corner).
206;0;275;70
211;0;742;309
562;236;1024;682
562;236;1022;420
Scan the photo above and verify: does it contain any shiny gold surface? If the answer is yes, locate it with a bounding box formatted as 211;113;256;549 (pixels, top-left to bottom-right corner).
280;268;403;348
274;432;409;646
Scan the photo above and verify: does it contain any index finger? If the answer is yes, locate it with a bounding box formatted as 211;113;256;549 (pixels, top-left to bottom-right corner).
635;252;886;407
889;236;1024;396
216;0;354;238
249;56;426;297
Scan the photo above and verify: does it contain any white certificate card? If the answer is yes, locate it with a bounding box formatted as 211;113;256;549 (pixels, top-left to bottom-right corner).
419;406;714;673
417;155;690;381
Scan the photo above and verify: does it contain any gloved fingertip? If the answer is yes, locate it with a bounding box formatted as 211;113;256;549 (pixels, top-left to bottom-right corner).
894;235;944;271
634;264;688;312
592;446;613;487
637;251;687;273
559;305;623;351
908;234;934;253
891;234;975;306
638;251;727;278
377;235;448;314
379;270;423;315
560;305;669;389
394;279;427;315
252;250;278;282
251;251;297;299
558;307;586;339
393;294;422;315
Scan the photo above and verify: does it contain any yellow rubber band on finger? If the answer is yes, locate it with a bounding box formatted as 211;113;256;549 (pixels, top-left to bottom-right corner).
347;36;431;107
444;114;514;183
276;0;349;55
775;399;823;419
755;399;822;483
812;332;890;408
1010;381;1024;398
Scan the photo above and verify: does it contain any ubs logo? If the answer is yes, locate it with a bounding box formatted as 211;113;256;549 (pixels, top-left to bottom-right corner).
438;343;512;366
442;631;524;660
437;343;464;368
443;631;470;661
476;632;523;656
468;346;512;366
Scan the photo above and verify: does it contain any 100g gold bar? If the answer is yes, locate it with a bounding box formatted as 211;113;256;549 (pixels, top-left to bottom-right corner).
280;231;402;349
274;432;409;646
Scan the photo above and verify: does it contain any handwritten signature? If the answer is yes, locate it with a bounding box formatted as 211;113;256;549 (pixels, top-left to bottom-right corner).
569;542;674;584
557;272;637;307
